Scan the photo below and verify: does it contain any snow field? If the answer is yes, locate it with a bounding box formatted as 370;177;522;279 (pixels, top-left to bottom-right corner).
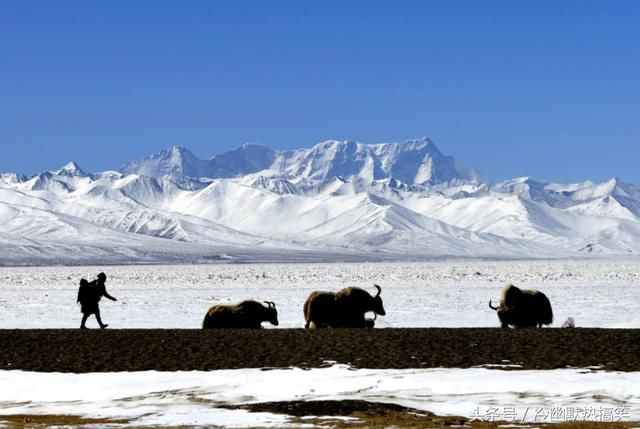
0;260;639;427
0;366;638;427
0;259;639;329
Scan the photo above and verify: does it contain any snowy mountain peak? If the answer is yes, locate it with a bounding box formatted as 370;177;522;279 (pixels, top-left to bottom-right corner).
164;145;192;161
159;144;193;159
401;136;433;149
56;161;86;177
208;144;276;178
0;172;26;184
121;145;201;178
3;144;640;262
240;142;267;150
119;138;482;186
279;137;482;185
604;177;633;192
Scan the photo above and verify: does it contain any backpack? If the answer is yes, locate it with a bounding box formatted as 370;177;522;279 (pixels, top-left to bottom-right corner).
77;278;90;304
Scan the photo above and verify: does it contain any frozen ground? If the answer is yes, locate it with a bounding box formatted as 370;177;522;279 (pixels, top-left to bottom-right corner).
0;366;638;427
0;259;640;329
1;260;639;427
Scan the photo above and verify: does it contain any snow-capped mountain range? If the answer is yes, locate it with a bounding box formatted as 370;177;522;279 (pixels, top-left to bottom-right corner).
2;137;639;264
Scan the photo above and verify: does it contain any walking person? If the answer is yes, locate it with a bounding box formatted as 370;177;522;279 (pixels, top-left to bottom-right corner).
77;272;117;329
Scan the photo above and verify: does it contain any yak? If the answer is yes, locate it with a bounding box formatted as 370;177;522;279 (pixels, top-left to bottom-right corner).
303;284;385;328
202;300;278;329
489;284;553;328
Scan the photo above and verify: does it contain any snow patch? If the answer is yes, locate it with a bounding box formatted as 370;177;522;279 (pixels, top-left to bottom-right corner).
0;367;638;427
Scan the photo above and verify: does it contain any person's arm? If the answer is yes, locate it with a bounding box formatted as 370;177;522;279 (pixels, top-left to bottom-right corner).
103;289;117;301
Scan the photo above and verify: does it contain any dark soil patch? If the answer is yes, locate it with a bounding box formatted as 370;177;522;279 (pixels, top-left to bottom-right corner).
0;328;639;373
235;401;639;429
0;414;129;427
237;399;435;417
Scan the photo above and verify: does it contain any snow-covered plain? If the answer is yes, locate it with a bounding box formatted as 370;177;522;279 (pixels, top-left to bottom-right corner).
1;259;639;329
0;367;638;427
1;260;640;427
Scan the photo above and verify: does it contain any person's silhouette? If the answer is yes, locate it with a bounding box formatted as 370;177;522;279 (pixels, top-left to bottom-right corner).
77;272;117;329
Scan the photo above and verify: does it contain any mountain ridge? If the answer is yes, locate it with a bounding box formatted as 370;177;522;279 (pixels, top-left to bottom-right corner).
120;138;484;186
1;137;639;264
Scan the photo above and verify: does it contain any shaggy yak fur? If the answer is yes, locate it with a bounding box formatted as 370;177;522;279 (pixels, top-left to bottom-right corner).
489;284;553;328
303;284;385;328
202;300;278;329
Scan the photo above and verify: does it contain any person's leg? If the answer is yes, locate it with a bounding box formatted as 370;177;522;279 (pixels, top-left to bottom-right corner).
80;313;89;329
95;308;108;329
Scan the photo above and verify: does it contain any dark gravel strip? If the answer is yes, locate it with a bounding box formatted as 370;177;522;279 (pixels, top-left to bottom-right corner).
0;328;638;373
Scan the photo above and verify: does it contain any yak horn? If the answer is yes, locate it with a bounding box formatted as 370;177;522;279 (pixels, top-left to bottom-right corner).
373;284;382;297
264;301;275;308
372;313;378;321
488;300;498;311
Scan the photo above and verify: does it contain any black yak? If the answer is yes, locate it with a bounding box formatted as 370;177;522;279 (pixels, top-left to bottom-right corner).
202;300;278;329
303;284;385;328
489;284;553;328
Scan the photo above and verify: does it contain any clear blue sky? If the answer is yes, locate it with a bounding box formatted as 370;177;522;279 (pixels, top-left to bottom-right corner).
1;1;639;184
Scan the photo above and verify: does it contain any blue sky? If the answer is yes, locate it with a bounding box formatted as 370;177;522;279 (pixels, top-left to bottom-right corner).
1;1;639;183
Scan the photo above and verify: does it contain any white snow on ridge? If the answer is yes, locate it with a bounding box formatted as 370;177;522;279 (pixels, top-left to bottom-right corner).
0;367;638;427
3;138;640;264
121;138;482;185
